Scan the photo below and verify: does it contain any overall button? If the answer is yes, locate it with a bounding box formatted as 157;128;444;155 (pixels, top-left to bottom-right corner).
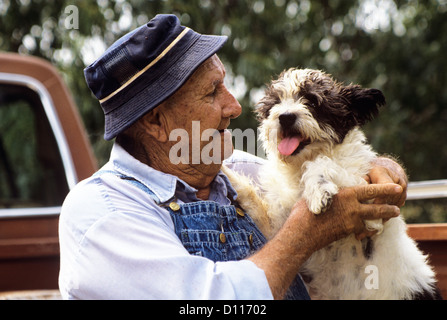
219;233;227;243
249;234;254;245
220;224;226;243
236;208;245;217
169;202;180;211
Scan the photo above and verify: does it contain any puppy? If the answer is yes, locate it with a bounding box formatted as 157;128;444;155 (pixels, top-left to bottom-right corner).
223;68;441;299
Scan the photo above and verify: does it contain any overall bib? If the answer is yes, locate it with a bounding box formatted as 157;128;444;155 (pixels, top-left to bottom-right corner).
99;170;310;300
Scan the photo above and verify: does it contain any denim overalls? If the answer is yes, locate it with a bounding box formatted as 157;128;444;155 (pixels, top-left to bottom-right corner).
98;169;310;300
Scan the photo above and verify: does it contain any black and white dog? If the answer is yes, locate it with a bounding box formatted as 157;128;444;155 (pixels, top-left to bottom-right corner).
223;68;441;299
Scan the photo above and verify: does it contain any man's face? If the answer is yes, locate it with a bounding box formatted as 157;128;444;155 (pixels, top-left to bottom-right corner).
160;54;242;165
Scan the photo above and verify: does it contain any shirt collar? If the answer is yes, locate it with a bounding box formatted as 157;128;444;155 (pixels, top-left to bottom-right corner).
108;143;237;204
109;143;178;203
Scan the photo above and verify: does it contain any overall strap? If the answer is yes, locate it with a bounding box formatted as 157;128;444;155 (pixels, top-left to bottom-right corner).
93;169;161;204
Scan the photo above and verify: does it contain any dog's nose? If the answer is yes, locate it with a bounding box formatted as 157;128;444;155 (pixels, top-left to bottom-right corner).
279;113;297;128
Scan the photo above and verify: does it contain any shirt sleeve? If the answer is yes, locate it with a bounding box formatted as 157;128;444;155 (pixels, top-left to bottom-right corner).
58;175;273;300
223;150;266;186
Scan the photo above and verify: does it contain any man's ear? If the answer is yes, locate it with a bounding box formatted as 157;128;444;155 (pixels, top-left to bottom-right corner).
341;85;386;126
141;108;169;143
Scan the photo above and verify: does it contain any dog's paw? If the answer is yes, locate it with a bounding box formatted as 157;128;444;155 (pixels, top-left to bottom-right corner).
364;219;383;234
306;182;338;215
308;191;332;214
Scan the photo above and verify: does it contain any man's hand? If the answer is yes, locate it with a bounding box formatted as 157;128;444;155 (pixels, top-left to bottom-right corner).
308;183;402;249
356;156;408;240
366;156;408;207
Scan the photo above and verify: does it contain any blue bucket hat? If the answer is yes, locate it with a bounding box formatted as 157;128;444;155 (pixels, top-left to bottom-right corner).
84;14;227;140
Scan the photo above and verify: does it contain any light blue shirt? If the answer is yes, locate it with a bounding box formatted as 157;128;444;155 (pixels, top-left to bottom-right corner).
58;144;273;299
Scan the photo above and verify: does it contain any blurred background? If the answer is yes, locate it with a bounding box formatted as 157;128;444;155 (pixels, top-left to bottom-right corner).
1;0;446;222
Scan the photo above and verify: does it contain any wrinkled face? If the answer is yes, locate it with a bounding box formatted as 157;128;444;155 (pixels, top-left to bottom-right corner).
256;68;385;159
161;54;242;164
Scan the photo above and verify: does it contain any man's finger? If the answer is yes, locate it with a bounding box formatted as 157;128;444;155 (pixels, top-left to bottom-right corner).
355;183;403;202
373;190;407;208
367;166;395;185
358;203;400;221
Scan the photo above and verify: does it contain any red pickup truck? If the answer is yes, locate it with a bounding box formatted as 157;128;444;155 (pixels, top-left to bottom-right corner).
0;53;445;299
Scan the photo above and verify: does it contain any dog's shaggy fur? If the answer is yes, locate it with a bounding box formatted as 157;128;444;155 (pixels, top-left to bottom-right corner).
223;68;441;299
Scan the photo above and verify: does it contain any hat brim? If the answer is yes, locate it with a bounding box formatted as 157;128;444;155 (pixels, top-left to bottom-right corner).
103;34;227;140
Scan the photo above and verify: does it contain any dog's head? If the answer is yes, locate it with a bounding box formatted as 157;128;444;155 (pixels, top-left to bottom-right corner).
256;68;385;159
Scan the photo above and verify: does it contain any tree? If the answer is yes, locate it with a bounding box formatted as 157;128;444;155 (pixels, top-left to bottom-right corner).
1;0;446;182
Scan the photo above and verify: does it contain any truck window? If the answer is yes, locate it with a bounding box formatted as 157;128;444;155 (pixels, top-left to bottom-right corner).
0;83;69;209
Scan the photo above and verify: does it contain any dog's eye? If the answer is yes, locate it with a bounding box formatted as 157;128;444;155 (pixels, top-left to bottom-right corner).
303;93;320;108
304;99;317;109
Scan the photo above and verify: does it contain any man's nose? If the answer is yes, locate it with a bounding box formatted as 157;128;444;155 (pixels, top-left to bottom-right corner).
221;86;242;119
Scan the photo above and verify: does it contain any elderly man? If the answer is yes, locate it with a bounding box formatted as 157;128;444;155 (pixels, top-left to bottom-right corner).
58;14;405;300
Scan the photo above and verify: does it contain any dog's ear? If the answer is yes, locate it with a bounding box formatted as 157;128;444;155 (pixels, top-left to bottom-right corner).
341;85;385;126
256;92;277;121
255;76;283;121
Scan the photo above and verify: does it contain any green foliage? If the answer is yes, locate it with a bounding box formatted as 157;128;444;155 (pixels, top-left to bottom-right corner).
0;100;38;200
1;0;446;181
402;198;447;224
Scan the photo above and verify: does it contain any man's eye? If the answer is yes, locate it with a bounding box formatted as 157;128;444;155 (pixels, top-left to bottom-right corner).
207;88;218;97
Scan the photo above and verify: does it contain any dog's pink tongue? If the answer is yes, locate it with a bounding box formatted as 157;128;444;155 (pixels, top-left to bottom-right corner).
278;136;301;156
